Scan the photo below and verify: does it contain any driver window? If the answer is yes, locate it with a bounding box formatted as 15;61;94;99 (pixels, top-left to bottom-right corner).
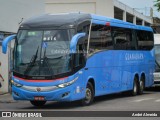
75;38;87;67
89;24;113;56
77;21;90;34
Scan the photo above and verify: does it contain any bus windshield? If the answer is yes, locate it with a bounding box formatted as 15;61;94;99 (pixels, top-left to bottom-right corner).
155;45;160;66
14;29;74;77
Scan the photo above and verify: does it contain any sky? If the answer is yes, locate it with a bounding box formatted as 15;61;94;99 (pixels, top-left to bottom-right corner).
119;0;159;17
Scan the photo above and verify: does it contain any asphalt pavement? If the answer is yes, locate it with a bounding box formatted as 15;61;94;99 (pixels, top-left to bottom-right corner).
0;86;160;120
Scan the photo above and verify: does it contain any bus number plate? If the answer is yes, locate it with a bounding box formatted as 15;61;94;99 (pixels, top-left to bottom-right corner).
34;96;45;101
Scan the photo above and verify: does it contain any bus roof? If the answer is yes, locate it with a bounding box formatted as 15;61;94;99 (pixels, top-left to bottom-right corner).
20;13;91;29
20;13;153;32
91;14;153;32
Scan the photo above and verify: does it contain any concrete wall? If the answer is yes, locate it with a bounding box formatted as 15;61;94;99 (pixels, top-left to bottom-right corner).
0;46;9;93
113;0;152;25
45;0;152;25
0;0;44;93
45;0;114;18
0;0;45;33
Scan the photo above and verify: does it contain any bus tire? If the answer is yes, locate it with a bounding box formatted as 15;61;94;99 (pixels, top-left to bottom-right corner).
30;101;46;107
138;77;145;95
81;82;94;106
131;77;138;96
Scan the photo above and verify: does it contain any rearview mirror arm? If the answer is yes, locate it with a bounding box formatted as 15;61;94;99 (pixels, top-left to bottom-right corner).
2;34;16;54
70;33;86;53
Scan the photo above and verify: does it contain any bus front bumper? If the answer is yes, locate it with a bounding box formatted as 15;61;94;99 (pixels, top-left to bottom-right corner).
12;84;84;102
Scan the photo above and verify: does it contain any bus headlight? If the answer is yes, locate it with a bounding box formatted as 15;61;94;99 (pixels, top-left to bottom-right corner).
11;80;23;87
57;77;78;88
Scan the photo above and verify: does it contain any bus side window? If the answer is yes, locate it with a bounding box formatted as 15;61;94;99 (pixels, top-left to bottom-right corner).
77;21;90;34
75;37;87;68
89;24;113;55
112;27;133;50
137;30;154;50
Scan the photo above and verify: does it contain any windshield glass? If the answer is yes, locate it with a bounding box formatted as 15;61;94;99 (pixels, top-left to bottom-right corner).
155;45;160;66
14;29;74;77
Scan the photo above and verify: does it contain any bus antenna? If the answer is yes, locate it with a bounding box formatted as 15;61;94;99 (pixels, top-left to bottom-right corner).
19;18;24;25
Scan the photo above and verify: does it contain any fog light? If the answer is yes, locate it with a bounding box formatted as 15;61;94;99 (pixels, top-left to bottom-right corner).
62;92;70;98
13;91;19;96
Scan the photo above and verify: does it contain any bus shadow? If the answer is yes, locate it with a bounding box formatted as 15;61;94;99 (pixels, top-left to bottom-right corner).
22;91;153;110
93;92;151;105
145;86;160;92
23;101;83;109
93;87;160;105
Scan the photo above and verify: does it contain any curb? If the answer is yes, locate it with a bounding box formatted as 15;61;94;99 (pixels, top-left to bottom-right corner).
0;92;9;95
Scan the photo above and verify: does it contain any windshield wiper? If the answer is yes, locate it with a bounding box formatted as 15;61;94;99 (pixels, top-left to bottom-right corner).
41;46;54;75
24;46;39;75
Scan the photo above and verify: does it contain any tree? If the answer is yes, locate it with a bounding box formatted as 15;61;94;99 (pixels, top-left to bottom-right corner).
154;0;160;11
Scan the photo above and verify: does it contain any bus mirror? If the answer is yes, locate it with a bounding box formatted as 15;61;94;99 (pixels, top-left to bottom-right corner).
2;34;16;54
70;33;86;53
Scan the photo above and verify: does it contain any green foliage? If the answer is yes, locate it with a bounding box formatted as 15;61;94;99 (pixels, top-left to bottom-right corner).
154;0;160;11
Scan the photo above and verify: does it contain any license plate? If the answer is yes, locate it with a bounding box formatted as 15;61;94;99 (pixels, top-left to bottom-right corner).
34;96;45;101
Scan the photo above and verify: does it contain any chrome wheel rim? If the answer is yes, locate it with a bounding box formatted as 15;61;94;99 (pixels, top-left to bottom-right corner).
134;82;137;93
140;81;144;91
85;88;92;103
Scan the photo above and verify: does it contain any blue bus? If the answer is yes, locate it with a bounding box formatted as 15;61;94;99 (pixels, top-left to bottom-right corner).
2;13;155;106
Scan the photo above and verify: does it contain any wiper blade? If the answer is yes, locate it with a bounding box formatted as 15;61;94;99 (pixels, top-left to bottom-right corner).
42;46;54;75
48;55;63;59
24;46;39;75
43;57;54;75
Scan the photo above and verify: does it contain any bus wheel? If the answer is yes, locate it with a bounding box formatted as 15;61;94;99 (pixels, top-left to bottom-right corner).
30;101;46;107
131;78;138;96
81;82;94;106
138;78;144;95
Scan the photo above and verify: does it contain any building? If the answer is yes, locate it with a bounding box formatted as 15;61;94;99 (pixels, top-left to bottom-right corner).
151;17;160;33
45;0;152;26
0;0;44;93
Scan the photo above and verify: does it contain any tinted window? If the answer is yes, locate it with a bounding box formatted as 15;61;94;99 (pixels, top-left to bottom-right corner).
137;30;154;50
75;37;87;67
77;21;90;34
112;27;134;50
89;24;113;55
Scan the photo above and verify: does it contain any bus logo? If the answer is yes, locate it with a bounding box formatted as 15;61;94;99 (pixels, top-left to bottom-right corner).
36;87;41;92
125;53;144;61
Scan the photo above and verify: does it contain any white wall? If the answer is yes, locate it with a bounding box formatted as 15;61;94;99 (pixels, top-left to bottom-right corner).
0;0;45;93
154;34;160;45
0;0;45;33
45;0;114;18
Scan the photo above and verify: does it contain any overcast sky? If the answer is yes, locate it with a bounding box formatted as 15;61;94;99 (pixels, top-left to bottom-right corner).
119;0;159;17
